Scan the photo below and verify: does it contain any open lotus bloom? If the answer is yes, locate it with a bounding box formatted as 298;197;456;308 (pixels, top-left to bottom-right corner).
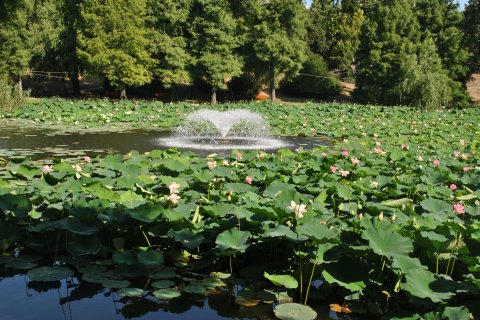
288;201;307;219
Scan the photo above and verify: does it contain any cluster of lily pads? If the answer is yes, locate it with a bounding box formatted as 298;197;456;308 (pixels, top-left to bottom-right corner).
1;100;479;320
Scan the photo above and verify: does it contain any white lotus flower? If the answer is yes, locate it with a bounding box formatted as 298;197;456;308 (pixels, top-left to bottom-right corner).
287;201;307;219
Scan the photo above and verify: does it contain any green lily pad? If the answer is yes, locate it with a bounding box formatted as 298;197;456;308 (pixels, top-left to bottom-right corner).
102;279;131;289
274;303;317;320
27;266;74;282
362;226;413;258
153;289;181;299
118;288;144;297
403;269;455;302
215;229;251;253
151;280;175;289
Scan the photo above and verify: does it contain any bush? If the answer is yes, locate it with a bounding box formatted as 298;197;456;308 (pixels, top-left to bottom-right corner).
281;53;342;99
0;77;25;112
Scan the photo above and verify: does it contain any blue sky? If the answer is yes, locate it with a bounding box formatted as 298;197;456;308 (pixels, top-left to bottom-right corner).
304;0;468;10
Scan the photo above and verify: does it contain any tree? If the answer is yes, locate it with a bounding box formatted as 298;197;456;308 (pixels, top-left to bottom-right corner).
415;0;470;106
78;0;155;99
252;0;308;101
189;0;242;104
464;0;480;72
146;0;193;93
354;0;452;109
0;0;32;96
307;0;365;78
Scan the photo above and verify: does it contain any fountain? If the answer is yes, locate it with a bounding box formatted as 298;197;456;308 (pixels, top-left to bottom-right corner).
158;109;289;151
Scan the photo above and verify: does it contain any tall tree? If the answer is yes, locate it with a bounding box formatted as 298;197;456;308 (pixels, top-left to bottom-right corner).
415;0;470;106
464;0;480;72
252;0;308;101
78;0;155;99
146;0;193;92
189;0;242;104
354;0;452;109
0;0;32;96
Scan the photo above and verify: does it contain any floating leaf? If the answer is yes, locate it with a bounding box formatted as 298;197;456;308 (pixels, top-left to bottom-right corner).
118;288;144;297
274;303;317;320
27;266;73;282
153;289;181;299
151;280;175;289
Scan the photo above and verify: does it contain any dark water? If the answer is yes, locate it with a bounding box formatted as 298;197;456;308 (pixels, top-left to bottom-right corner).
0;271;338;320
0;125;331;160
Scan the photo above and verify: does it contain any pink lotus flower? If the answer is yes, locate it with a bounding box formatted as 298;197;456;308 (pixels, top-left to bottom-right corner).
463;167;471;172
433;159;440;167
169;182;180;194
330;165;337;173
208;161;217;169
461;153;469;160
351;157;360;165
401;144;408;150
321;152;327;157
236;152;243;160
287;201;307;219
460;139;465;146
339;169;350;177
373;148;385;154
42;165;53;174
449;184;457;191
83;156;92;163
168;193;181;205
245;176;253;184
453;203;465;215
341;151;349;157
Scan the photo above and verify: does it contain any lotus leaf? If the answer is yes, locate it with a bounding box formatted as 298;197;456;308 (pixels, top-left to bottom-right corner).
27;266;73;282
273;303;317;320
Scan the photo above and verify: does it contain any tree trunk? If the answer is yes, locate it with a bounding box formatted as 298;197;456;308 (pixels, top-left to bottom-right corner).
18;76;23;97
270;71;276;102
71;71;80;97
211;87;217;105
120;88;128;100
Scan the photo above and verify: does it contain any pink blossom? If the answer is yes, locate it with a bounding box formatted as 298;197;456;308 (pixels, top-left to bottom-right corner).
169;182;180;194
42;165;53;174
373;148;385;154
236;152;243;160
339;169;350;177
321;152;327;157
449;184;457;191
83;156;92;163
463;167;471;172
461;153;469;160
208;161;217;169
453;203;465;215
401;144;408;150
245;176;253;185
351;157;360;165
341;151;349;157
168;193;181;205
460;139;465;146
433;159;440;167
330;165;337;173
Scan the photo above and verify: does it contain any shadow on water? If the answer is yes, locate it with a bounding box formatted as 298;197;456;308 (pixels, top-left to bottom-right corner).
0;271;343;320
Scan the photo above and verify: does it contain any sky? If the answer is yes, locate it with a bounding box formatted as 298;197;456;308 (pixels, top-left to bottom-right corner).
304;0;469;10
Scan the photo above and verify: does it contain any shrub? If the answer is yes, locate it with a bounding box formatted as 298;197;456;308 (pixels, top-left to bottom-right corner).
281;52;342;99
0;77;25;112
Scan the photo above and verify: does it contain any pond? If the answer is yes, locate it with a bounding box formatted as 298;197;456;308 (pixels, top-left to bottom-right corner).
0;121;331;161
0;269;343;320
0;121;344;320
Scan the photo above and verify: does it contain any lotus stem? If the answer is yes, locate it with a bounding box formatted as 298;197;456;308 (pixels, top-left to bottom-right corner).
304;263;317;305
448;253;457;276
229;255;233;274
436;253;440;275
299;254;303;304
142;229;152;248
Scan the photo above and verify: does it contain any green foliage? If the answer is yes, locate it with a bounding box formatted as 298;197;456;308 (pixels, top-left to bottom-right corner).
189;0;242;91
0;2;31;78
0;78;26;112
354;0;453;109
146;0;192;88
281;52;342;99
464;0;480;71
1;100;480;317
308;1;365;77
251;0;308;90
78;0;155;90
